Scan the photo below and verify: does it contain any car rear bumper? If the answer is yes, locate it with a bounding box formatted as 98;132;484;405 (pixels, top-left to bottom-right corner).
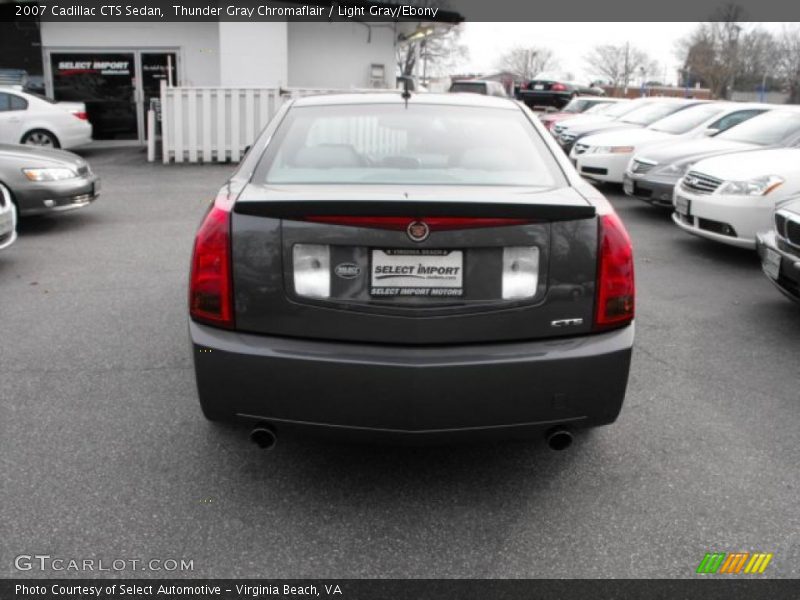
14;174;100;216
190;321;634;441
756;231;800;304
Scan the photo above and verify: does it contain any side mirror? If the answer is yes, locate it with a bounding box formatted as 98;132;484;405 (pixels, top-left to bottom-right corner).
704;128;719;137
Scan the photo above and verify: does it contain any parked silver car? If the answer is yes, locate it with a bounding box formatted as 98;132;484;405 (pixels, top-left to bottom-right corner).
0;143;99;217
0;180;17;250
757;197;800;304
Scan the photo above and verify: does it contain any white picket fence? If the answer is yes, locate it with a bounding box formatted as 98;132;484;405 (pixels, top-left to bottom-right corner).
156;82;391;164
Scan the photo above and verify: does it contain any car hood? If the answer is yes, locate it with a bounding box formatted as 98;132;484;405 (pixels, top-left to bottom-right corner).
0;143;86;168
689;148;800;180
557;114;614;130
580;128;672;148
634;138;758;165
566;120;641;136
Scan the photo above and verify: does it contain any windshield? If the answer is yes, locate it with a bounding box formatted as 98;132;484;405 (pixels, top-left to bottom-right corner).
257;103;565;187
620;102;688;126
716;110;800;145
585;102;618;114
602;101;642;118
648;104;723;134
561;98;603;113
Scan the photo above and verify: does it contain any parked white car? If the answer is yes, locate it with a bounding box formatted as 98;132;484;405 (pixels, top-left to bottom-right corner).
0;181;17;251
0;87;92;149
672;147;800;249
573;102;769;184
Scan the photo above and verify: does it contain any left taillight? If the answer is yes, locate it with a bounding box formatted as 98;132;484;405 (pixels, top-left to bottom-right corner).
72;111;89;121
594;212;635;331
189;194;234;329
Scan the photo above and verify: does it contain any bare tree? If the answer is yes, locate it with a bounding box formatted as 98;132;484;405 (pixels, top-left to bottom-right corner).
396;25;468;81
675;3;746;98
775;26;800;103
584;43;657;93
494;46;559;81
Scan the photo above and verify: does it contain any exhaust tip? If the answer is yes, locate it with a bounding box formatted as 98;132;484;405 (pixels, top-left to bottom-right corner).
546;428;573;451
249;424;277;450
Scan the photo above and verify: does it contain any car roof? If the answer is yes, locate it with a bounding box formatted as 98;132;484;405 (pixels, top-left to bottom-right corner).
291;92;518;110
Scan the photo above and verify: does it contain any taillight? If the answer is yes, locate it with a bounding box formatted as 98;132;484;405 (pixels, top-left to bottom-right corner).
72;111;88;120
551;83;567;92
594;212;634;331
189;194;234;328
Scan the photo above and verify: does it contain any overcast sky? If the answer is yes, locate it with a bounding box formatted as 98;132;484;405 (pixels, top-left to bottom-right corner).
458;22;787;84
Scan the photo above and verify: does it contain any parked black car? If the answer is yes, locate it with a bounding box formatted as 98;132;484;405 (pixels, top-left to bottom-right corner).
517;72;605;110
189;92;635;448
757;198;800;304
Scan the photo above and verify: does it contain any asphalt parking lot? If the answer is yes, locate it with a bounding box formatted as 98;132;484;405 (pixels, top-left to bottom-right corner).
2;147;798;579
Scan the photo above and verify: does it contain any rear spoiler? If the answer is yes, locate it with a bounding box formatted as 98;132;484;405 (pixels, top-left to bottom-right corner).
234;200;596;222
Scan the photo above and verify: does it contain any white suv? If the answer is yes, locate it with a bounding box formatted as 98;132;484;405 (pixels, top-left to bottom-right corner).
0;87;92;149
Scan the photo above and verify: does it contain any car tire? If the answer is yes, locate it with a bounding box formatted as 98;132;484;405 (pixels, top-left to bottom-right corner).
21;129;60;149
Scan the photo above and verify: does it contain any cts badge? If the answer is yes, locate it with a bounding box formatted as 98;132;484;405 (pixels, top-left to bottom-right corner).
406;221;430;242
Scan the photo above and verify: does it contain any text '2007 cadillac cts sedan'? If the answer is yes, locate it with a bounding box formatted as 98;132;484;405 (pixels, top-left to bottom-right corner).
189;93;635;448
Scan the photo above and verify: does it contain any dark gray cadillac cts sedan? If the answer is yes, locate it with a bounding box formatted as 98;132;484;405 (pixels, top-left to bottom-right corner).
189;93;635;449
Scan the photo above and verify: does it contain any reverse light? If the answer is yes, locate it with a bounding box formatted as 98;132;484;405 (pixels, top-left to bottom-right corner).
189;194;234;328
22;167;76;182
502;246;539;299
718;175;784;196
594;212;635;331
293;244;330;299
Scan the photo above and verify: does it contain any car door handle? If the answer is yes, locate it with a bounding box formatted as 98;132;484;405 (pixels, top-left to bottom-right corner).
8;117;20;123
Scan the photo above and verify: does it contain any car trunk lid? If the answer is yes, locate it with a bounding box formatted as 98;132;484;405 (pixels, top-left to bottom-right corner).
231;185;600;345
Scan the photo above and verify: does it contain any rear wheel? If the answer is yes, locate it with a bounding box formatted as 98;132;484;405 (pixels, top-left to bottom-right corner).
21;129;60;148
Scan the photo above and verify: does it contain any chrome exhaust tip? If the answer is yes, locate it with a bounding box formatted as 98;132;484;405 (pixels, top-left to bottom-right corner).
249;424;277;450
546;428;573;451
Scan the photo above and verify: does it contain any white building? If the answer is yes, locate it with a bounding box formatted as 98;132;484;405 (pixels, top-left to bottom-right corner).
38;20;451;142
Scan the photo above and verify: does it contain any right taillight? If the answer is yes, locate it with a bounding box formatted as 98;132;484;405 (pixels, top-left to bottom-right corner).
594;212;635;331
189;194;234;329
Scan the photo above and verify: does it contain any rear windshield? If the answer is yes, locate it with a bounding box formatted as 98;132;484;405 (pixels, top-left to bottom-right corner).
449;82;487;94
716;110;800;145
257;103;566;187
620;102;687;126
648;103;723;134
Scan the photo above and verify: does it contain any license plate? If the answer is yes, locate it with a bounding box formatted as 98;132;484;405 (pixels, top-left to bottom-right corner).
623;175;634;195
763;248;782;280
675;195;691;216
534;84;544;90
370;249;463;297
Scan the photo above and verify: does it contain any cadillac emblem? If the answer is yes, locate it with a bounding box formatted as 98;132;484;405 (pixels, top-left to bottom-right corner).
406;220;430;242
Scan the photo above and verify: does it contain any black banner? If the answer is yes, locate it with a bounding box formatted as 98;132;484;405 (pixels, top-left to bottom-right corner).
2;580;800;600
4;0;800;22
